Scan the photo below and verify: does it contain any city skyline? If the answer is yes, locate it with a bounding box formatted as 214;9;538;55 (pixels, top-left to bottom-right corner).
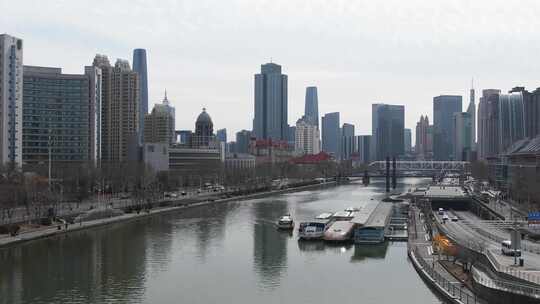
4;1;540;138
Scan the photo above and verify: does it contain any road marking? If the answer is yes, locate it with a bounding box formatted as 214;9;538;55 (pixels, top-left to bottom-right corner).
425;234;429;241
427;246;433;255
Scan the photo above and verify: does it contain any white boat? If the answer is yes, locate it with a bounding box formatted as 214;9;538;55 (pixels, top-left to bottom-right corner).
298;213;334;240
345;207;360;212
277;215;294;230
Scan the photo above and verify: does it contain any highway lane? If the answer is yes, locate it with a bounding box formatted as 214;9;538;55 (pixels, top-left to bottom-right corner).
434;210;540;283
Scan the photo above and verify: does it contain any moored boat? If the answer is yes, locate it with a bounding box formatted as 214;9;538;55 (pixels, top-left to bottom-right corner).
276;215;294;230
298;213;333;240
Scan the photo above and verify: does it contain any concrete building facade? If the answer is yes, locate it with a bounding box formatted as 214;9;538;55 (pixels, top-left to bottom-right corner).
92;55;139;163
22;66;94;165
295;116;320;155
0;34;23;166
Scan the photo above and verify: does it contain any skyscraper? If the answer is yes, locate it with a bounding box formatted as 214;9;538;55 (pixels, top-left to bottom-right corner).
477;89;500;160
526;88;540;139
253;63;288;140
341;123;355;160
453;112;472;161
415;115;432;160
321;112;340;157
355;135;371;163
22;66;96;165
433;95;462;160
372;104;404;160
498;89;525;153
93;55;140;163
217;128;227;143
133;49;148;144
467;80;476;151
236;130;252;154
404;128;412;153
295;116;320;155
304;86;319;127
0;34;23;166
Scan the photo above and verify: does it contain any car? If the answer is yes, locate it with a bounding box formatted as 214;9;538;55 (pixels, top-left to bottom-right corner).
451;216;458;222
197;189;202;194
181;191;187;196
438;208;444;215
170;193;178;198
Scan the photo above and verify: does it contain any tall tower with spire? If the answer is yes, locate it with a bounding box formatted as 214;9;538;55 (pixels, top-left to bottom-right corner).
467;78;476;152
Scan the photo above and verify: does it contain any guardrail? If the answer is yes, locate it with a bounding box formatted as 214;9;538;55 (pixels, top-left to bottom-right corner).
411;245;481;304
436;214;540;287
472;266;540;299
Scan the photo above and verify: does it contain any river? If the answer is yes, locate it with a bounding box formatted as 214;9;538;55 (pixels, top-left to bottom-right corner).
0;178;446;304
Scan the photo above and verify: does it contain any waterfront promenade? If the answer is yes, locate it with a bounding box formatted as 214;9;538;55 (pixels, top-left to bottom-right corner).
0;181;338;249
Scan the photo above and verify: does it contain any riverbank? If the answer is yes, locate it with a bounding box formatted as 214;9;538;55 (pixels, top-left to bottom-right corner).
0;180;339;249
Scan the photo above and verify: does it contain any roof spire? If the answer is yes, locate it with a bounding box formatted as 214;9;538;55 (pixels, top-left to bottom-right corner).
163;89;169;105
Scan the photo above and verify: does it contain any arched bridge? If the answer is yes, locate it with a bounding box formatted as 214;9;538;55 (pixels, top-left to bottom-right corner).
368;161;469;172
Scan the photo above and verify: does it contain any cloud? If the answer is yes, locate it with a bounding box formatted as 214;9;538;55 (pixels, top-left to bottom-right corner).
2;0;540;139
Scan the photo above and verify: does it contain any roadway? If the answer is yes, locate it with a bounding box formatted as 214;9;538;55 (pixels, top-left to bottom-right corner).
434;210;540;285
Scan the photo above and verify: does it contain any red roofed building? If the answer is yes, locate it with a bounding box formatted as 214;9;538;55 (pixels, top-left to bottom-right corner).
291;151;332;164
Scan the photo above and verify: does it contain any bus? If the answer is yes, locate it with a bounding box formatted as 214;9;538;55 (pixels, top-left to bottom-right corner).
501;240;521;257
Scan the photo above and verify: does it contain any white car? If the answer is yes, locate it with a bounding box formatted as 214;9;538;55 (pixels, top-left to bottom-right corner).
451;216;458;222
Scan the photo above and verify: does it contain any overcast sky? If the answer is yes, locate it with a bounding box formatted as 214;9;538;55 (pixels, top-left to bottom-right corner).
2;0;540;142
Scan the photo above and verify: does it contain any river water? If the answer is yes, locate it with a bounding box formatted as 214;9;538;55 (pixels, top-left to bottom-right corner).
0;178;446;304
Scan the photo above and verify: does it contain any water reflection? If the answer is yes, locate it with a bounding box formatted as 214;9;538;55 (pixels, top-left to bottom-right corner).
350;242;389;262
252;199;289;289
0;178;443;304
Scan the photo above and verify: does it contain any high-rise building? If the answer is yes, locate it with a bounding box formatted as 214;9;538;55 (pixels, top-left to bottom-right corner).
415;115;433;160
295;116;320;155
321;112;340;158
253;63;288;140
372;104;404;160
498;89;525;153
477;89;500;160
0;34;23;166
133;49;148;144
144;92;175;144
467;80;476;151
453;112;472;161
84;65;102;164
304;86;319;127
433;95;462;160
216;129;227;143
236;130;252;154
93;55;140;163
526;88;540;139
404;128;412;153
22;66;95;165
341;123;355;160
355;135;371;164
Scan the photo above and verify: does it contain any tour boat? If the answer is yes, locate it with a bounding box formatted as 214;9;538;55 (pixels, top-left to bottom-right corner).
276;215;295;230
298;213;334;240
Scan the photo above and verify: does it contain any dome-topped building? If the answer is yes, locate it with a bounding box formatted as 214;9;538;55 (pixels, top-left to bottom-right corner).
195;108;214;146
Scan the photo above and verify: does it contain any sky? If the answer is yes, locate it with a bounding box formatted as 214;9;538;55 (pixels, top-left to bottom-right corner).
2;0;540;143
